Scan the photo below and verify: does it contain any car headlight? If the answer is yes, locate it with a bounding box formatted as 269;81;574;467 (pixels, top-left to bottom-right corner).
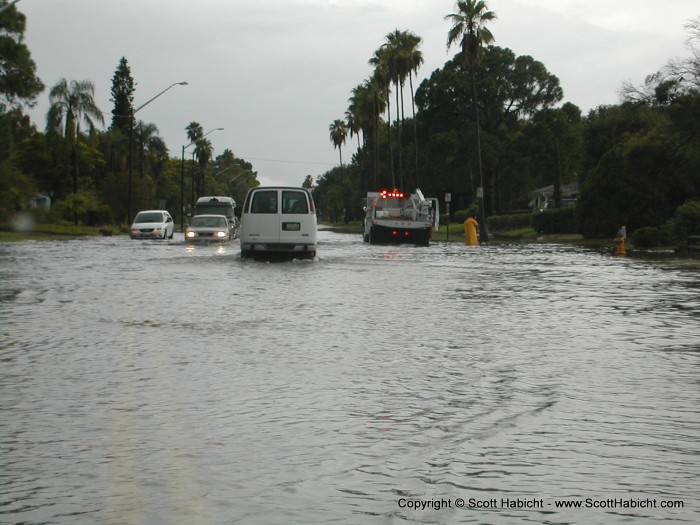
216;231;227;238
185;231;196;238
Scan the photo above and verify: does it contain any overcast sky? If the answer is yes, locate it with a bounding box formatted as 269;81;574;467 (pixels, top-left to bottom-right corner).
19;0;699;187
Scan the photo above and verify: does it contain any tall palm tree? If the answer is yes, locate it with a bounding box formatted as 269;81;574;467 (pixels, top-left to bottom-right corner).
195;137;213;196
329;119;348;166
446;0;496;241
345;109;361;152
185;121;203;145
46;79;103;194
383;31;403;186
348;78;387;188
369;48;395;188
186;122;203;207
132;120;157;211
385;30;424;189
133;121;159;180
402;31;424;186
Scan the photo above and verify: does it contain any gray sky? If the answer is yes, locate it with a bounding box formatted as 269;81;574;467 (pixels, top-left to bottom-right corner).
20;0;698;187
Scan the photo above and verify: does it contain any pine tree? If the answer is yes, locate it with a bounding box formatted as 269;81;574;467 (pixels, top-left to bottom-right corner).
109;57;135;133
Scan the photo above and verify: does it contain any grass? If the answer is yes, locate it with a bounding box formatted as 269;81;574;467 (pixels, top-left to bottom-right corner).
0;222;118;242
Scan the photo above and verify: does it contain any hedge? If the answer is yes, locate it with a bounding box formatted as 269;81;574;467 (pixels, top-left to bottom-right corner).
531;208;578;234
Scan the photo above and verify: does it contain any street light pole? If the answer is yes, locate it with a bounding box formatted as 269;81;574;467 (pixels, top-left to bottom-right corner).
0;1;20;15
127;81;187;222
180;127;223;229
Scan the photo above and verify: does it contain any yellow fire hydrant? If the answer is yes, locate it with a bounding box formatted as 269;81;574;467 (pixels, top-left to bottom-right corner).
615;226;626;256
464;216;480;246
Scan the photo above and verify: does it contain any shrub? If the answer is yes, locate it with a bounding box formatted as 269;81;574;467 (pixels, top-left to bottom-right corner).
532;208;578;234
488;213;532;231
674;199;700;239
631;226;663;248
84;205;114;226
631;221;677;248
454;204;479;224
454;209;470;223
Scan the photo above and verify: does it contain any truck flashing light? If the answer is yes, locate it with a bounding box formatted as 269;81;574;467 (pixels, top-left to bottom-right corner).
380;189;405;199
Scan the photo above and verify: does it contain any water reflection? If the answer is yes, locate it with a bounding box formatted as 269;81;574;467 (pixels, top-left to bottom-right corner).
0;232;699;524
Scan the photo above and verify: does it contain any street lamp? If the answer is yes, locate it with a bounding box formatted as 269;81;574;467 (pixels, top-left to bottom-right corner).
180;127;223;230
128;81;187;222
0;0;20;14
228;170;252;204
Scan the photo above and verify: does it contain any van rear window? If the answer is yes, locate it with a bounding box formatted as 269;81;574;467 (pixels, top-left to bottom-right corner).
282;191;308;214
251;191;278;214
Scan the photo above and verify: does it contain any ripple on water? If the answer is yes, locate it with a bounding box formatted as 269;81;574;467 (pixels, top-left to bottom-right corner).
1;234;699;524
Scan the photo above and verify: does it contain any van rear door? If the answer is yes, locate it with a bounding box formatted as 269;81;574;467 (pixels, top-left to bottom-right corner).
247;189;280;243
280;190;313;243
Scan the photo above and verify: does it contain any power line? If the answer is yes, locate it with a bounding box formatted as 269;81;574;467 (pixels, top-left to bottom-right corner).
243;156;335;166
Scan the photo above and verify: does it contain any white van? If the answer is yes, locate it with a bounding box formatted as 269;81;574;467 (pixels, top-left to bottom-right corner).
239;187;317;259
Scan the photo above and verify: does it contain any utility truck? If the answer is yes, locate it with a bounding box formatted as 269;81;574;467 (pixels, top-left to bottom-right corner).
363;189;439;246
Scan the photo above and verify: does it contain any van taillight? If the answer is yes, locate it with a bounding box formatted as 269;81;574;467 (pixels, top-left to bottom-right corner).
309;197;315;213
243;193;252;213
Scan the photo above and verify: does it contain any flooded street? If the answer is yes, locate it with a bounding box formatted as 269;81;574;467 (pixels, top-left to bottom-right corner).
1;230;699;524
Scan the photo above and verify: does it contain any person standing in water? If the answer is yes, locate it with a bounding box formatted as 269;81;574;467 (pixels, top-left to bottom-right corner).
464;214;479;246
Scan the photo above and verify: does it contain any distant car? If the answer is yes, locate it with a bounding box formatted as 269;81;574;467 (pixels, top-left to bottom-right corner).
194;196;239;237
130;210;175;239
184;214;233;243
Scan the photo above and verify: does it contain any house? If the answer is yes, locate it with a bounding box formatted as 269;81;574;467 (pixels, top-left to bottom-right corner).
30;193;51;210
529;182;579;212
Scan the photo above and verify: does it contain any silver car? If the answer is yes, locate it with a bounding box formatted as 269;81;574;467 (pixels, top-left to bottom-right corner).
130;210;175;239
184;215;233;243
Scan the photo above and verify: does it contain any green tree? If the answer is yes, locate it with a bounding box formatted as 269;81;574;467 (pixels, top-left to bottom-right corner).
528;104;583;207
414;46;562;210
46;78;103;222
446;0;497;240
109;57;135;134
329;119;348;166
0;1;44;218
0;2;44;112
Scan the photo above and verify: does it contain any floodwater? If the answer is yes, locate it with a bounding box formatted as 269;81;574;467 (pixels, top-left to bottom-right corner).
1;230;699;525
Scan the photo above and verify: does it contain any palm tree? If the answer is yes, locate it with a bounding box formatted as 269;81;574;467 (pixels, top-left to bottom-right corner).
402;32;424;186
195;137;213;196
347;78;387;188
186;121;203;144
329;119;348;166
132;121;156;211
446;0;496;241
133;121;159;179
186;122;203;207
345;109;361;152
46;79;103;222
385;30;424;189
383;31;405;188
369;48;395;188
